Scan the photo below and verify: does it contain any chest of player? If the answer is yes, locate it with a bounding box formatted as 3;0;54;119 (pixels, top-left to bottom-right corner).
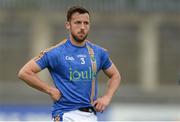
56;48;100;81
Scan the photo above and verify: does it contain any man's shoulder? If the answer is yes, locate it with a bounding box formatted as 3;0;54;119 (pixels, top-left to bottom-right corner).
44;39;67;53
86;40;108;52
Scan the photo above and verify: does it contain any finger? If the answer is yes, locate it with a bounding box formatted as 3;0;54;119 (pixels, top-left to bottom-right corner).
55;95;60;101
93;100;98;106
98;104;104;112
95;103;102;112
53;92;61;101
58;91;61;98
56;89;61;99
94;102;99;111
101;106;105;112
57;91;62;99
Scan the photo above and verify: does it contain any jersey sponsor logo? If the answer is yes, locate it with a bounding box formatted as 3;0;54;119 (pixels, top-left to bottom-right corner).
69;67;96;81
65;56;75;61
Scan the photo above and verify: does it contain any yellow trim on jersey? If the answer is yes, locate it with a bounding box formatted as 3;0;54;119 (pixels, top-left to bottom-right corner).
86;44;97;105
33;39;67;61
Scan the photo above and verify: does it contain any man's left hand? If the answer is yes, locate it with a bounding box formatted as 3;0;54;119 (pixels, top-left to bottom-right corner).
93;95;111;112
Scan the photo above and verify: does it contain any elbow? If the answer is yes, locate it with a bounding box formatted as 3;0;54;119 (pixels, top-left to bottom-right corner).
18;68;28;81
18;69;24;80
18;67;35;81
116;72;121;85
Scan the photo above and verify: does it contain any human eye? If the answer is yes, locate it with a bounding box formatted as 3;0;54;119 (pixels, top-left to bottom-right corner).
84;21;89;25
74;21;81;25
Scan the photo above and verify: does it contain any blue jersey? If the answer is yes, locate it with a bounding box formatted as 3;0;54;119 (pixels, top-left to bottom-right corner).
35;38;112;117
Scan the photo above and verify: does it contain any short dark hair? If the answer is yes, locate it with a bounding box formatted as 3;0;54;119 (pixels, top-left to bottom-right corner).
67;6;90;21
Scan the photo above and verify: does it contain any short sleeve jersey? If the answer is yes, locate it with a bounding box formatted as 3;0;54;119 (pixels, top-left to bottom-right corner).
35;38;112;117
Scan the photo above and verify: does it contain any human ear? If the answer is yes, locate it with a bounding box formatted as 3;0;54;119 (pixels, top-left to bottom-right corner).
65;21;70;30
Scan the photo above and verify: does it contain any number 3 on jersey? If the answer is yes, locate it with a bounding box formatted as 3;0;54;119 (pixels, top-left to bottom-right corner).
80;58;85;64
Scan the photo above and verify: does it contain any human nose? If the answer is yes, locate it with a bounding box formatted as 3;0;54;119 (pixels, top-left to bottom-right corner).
80;23;85;29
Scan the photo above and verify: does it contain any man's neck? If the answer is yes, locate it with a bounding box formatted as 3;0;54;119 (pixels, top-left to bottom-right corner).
69;36;86;47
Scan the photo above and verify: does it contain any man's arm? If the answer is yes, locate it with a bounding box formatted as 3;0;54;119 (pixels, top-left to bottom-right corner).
93;63;121;112
18;59;61;101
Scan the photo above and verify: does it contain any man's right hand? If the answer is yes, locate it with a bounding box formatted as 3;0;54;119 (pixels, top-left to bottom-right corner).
49;87;61;101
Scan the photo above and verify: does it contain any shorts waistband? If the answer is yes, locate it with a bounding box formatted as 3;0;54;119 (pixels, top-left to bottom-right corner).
78;106;96;114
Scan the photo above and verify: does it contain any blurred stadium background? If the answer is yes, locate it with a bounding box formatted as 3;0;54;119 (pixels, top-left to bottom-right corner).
0;0;180;121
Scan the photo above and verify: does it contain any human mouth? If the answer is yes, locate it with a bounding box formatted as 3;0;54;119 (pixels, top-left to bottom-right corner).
78;33;85;37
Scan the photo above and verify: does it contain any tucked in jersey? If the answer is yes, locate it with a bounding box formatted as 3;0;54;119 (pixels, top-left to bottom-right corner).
34;38;112;117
